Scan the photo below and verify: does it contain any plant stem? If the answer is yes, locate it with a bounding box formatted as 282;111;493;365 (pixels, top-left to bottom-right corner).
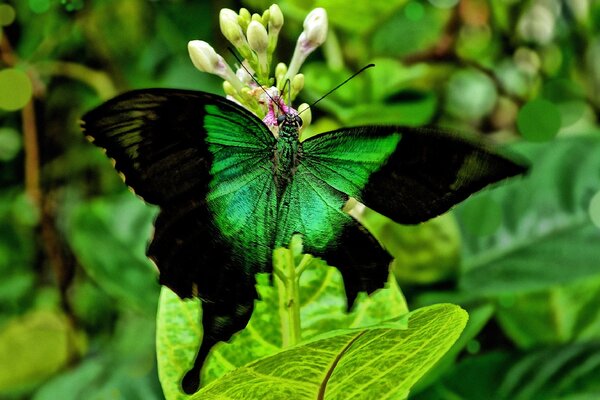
274;245;305;348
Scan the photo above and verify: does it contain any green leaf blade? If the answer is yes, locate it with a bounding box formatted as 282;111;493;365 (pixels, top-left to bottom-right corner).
192;304;468;400
156;288;201;400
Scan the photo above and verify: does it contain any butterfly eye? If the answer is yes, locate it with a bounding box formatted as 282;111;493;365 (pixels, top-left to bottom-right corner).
295;116;303;127
277;114;286;126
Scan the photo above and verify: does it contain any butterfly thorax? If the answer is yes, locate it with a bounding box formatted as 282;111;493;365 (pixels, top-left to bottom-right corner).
273;115;301;194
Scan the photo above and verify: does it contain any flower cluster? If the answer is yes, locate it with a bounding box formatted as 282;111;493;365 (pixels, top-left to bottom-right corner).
187;4;328;136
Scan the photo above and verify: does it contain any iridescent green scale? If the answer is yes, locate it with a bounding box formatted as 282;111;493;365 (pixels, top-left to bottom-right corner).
82;89;526;391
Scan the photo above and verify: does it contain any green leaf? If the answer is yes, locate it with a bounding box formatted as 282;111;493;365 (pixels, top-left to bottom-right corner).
370;3;450;57
65;193;159;314
35;312;162;400
412;303;495;393
201;260;408;384
0;311;78;396
495;275;600;348
357;208;461;285
156;257;408;391
421;343;600;400
285;0;410;35
156;288;201;400
192;304;468;400
457;136;600;296
301;62;437;126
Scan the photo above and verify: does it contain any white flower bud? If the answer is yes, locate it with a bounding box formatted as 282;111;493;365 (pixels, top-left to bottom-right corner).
269;4;284;31
247;20;268;53
220;8;245;47
284;8;328;82
188;40;244;92
188;40;219;73
303;8;328;48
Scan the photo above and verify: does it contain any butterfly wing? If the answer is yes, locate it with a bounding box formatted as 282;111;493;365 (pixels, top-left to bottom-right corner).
82;89;277;392
277;166;392;305
301;126;527;224
299;125;526;299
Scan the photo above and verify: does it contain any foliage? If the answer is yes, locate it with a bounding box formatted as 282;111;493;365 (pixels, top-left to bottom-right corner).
1;0;600;399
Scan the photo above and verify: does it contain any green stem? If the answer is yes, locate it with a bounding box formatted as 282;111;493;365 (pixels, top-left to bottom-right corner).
274;245;305;348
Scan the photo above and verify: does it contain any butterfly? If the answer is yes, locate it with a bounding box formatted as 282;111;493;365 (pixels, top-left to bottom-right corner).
82;88;526;392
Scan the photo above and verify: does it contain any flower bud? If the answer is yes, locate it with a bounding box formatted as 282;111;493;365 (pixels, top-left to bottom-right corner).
285;8;328;82
220;8;245;47
239;8;251;28
268;4;284;31
251;13;263;24
188;40;219;73
291;73;304;99
275;62;287;88
303;8;328;48
298;103;311;128
247;20;268;53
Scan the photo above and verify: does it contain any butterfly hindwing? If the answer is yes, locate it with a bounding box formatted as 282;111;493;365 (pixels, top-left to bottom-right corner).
301;126;527;224
277;164;392;305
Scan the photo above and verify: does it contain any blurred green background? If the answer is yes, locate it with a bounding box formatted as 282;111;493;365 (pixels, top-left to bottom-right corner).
1;0;600;399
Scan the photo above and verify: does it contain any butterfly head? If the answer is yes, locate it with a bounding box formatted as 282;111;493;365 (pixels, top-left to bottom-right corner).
277;112;303;129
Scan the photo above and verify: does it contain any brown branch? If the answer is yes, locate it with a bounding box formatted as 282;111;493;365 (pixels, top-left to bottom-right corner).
22;99;42;207
0;32;17;66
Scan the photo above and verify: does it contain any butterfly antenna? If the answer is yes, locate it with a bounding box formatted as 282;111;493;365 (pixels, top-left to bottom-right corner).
227;47;284;113
299;63;375;115
281;78;291;107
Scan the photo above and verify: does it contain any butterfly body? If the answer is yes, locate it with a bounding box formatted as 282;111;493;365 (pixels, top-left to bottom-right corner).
82;88;526;391
273;115;301;195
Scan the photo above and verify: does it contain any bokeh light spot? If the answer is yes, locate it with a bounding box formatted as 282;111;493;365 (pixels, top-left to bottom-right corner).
0;128;22;161
517;99;561;142
61;0;84;12
589;191;600;229
405;1;425;22
461;195;502;236
0;69;33;111
428;0;459;8
466;340;481;354
0;4;16;26
28;0;50;14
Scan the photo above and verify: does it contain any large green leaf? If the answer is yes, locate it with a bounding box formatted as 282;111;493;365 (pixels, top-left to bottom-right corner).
34;312;162;400
457;136;600;295
192;303;467;400
156;288;201;400
416;343;600;400
65;193;159;314
156;257;408;397
283;0;409;35
0;311;78;397
495;275;600;348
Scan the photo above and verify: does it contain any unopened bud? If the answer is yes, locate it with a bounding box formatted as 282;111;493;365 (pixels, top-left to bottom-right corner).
303;8;328;48
275;62;287;88
238;8;251;29
291;73;304;99
268;4;284;31
247;20;268;53
188;40;219;73
220;8;245;47
285;8;328;82
298;103;311;128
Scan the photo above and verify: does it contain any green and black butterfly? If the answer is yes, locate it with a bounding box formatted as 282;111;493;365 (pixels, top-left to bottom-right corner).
82;89;526;392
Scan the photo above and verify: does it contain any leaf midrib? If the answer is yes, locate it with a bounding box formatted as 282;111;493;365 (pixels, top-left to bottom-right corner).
317;331;367;400
463;214;588;274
